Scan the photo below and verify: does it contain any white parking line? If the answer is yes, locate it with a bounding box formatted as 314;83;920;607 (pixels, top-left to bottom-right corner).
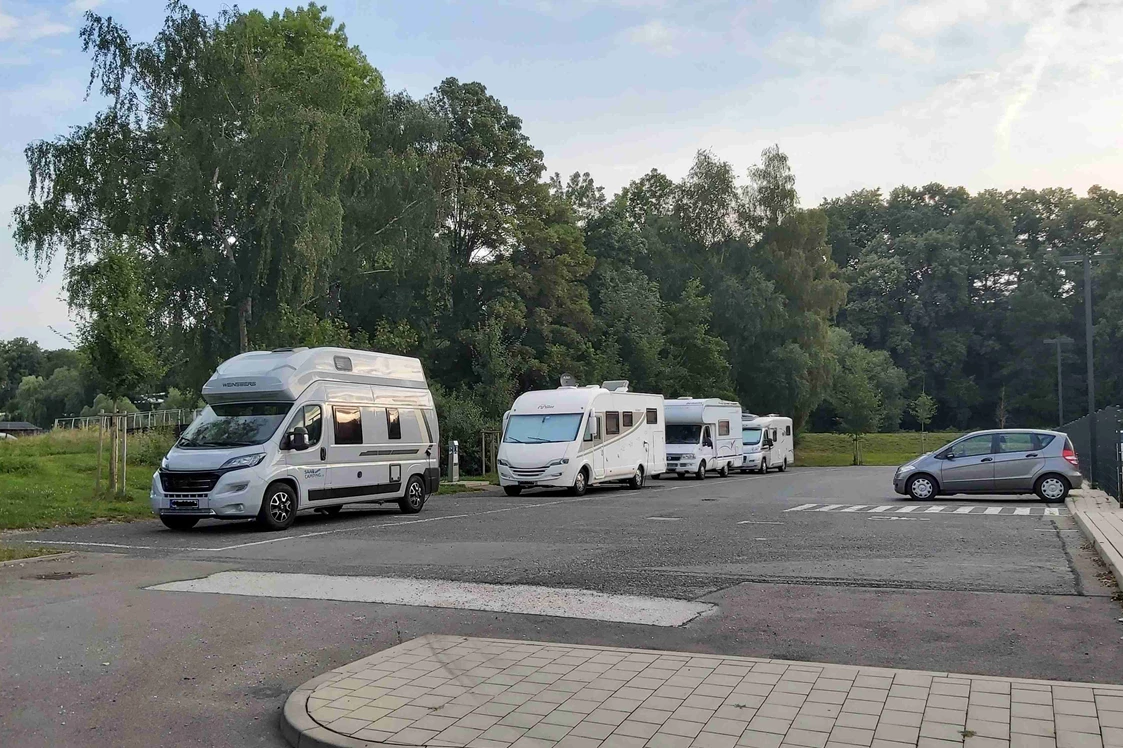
1014;507;1031;516
1044;507;1060;516
783;503;1067;517
813;504;845;512
954;506;977;514
923;506;947;513
984;507;1003;515
896;506;919;513
785;504;818;512
148;571;715;627
839;505;868;512
869;506;894;512
647;517;682;521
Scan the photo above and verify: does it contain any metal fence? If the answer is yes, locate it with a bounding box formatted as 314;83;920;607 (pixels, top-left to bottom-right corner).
1061;406;1122;504
54;408;201;433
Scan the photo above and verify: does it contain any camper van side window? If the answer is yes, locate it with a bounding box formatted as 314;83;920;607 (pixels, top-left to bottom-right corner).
606;412;620;435
718;420;730;436
333;406;362;445
646;408;658;424
622;412;633;428
386;408;402;440
785;425;791;436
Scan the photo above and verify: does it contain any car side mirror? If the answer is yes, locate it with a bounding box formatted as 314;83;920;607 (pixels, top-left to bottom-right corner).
944;452;956;460
289;426;309;451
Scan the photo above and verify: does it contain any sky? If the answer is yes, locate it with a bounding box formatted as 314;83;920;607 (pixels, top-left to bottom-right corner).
2;0;1122;347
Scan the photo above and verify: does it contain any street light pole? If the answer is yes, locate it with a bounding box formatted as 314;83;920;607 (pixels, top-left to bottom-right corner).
1061;253;1099;484
1043;337;1073;428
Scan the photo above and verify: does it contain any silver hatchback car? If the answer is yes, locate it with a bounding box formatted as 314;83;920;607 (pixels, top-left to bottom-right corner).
893;429;1083;502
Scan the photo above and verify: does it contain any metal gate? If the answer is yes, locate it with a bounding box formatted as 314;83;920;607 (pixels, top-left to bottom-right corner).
1061;406;1122;504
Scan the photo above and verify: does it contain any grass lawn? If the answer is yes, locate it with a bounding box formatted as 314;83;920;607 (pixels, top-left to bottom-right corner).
795;431;965;467
0;429;172;530
0;545;64;562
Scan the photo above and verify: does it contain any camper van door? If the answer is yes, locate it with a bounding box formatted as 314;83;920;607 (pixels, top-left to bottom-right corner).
284;404;327;499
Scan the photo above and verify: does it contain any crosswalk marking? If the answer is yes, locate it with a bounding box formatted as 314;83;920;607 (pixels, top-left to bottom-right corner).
779;503;1068;517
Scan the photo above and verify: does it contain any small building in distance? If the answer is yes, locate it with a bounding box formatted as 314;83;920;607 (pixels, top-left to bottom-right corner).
0;421;44;438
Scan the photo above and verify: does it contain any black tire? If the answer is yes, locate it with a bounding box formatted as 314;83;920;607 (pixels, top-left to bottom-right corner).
629;466;645;490
778;459;788;473
906;474;938;501
503;486;523;497
696;461;707;480
759;459;768;475
323;505;343;516
718;462;729;478
1035;474;1070;503
160;515;199;531
569;468;589;496
257;482;297;531
399;476;427;514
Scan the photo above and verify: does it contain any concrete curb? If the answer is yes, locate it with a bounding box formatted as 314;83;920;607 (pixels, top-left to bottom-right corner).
1066;491;1123;591
282;671;384;748
0;550;77;568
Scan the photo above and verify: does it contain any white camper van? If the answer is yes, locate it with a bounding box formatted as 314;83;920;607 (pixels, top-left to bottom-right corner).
664;398;742;479
741;413;794;473
498;379;665;496
151;347;439;531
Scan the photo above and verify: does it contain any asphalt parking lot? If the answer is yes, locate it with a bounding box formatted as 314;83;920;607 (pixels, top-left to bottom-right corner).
2;467;1121;747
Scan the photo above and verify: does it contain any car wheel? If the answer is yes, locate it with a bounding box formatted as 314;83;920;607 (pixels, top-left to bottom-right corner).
718;462;729;478
1035;474;1069;503
759;459;768;475
398;476;427;514
160;515;199;531
569;468;589;496
696;462;707;480
257;482;297;531
629;467;645;489
906;474;937;501
503;486;523;497
779;459;788;472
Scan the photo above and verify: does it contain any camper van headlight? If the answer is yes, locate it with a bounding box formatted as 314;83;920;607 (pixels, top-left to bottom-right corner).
220;453;266;470
545;458;570;468
498;459;510;467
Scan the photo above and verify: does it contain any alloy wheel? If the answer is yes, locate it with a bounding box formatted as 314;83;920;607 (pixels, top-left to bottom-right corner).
269;491;292;523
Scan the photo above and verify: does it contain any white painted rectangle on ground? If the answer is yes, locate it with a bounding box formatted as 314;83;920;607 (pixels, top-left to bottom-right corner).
1045;507;1060;516
1014;507;1032;516
896;506;919;513
923;506;947;513
869;506;894;512
984;507;1003;515
785;504;818;512
647;517;683;521
813;504;844;512
149;572;715;627
954;506;977;514
839;505;868;512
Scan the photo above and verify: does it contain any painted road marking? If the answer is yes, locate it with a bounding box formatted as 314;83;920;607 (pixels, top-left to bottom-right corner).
148;572;715;627
781;504;1068;517
737;520;784;525
647;517;682;521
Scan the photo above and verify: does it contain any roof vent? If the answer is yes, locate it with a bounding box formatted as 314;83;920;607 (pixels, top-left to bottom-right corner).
271;347;309;353
602;380;629;392
677;396;693;400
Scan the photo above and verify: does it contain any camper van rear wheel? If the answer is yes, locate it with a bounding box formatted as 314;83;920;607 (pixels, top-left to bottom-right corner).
778;459;788;472
718;462;729;478
257;482;297;531
399;476;427;514
629;466;645;490
569;468;589;496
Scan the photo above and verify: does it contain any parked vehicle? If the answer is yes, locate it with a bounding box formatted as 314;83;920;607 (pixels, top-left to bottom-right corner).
664;398;742;479
151;347;440;531
893;429;1082;502
740;414;794;473
498;379;665;496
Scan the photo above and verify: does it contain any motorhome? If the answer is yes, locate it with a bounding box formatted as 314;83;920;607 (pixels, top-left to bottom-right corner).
664;398;743;479
741;413;794;473
497;379;665;496
151;347;439;531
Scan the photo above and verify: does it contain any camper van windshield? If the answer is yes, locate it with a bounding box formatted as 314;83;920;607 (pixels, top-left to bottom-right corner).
177;403;292;448
504;414;583;444
743;428;763;445
666;424;702;444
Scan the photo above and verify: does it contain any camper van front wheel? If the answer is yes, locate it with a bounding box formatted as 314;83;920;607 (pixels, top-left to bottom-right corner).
257;482;296;531
569;468;589;496
695;462;706;480
399;476;427;514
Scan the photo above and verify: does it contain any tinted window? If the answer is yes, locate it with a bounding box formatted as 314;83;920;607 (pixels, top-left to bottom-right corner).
948;434;993;458
646;408;658;424
1034;433;1056;450
996;433;1035;454
333;355;353;372
386;408;401;440
667;424;701;443
606;412;620;435
333;406;362;445
286;405;323;446
623;411;633;428
718;420;730;436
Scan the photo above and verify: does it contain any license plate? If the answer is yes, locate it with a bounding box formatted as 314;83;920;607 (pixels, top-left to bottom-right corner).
170;499;199;508
519;482;535;487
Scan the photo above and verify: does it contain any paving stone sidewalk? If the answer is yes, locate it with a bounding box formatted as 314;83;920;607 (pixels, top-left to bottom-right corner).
281;636;1123;748
1068;489;1123;590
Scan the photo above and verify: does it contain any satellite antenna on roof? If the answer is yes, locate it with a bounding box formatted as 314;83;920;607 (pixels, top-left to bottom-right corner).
559;373;578;388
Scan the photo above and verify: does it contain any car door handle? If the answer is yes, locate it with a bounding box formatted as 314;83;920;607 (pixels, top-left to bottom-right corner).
980;457;993;462
320;447;327;461
1025;453;1038;458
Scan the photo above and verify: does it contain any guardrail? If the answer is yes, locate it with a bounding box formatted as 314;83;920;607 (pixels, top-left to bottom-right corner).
54;408;201;432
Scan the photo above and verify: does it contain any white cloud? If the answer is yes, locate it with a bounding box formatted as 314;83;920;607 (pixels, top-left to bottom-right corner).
66;0;104;13
620;19;679;55
0;4;71;42
875;32;934;63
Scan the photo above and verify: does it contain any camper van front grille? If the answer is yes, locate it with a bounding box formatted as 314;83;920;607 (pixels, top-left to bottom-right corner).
160;471;220;494
509;466;547;479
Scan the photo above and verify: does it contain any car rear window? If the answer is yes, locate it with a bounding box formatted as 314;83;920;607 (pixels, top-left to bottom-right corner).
1033;433;1056;450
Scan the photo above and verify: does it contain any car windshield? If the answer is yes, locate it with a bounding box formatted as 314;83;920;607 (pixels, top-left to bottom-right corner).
504;413;583;444
666;424;702;444
743;427;762;445
177;403;292;448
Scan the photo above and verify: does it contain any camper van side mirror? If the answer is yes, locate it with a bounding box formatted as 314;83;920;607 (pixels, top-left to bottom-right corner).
289;426;309;451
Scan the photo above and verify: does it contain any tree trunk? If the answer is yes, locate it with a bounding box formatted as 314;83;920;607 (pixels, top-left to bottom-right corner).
238;297;252;352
